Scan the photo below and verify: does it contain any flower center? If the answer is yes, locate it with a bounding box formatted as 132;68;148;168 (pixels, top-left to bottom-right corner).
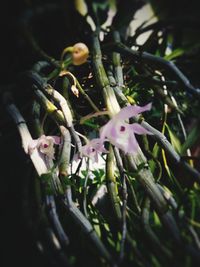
43;143;49;148
120;126;126;132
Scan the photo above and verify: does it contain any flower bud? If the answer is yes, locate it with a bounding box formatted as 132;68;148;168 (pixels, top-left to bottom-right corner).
72;43;89;65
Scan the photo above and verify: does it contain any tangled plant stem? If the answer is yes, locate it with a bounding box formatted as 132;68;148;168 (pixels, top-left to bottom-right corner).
3;2;200;266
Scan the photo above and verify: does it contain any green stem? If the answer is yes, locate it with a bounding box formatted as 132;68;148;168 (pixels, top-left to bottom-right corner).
104;42;200;98
106;145;122;221
141;197;173;260
92;33;121;116
92;35;181;242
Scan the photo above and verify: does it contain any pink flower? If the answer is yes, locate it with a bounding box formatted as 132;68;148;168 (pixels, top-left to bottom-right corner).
100;103;153;154
28;135;61;159
75;138;108;163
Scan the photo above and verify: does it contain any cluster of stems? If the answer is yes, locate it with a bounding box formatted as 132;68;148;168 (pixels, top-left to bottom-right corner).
4;6;200;266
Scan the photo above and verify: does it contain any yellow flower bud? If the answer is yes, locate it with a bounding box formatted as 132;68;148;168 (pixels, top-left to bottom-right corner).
72;43;89;65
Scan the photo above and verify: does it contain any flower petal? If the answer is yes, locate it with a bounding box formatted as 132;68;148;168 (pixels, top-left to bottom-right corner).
77;138;107;163
100;120;114;141
93;152;99;163
98;103;152;154
51;136;61;145
89;138;108;153
114;103;152;121
131;123;153;135
28;139;39;154
126;134;140;154
73;153;81;162
40;144;55;159
108;129;139;154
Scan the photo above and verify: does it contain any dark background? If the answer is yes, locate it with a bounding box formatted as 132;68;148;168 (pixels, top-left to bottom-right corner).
0;1;54;267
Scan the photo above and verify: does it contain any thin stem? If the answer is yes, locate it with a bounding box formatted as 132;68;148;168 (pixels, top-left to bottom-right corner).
58;126;71;177
45;195;70;247
132;18;200;41
105;63;200;185
120;172;127;263
141;197;173;260
55;123;114;264
104;42;200;97
92;33;181;242
138;120;200;184
92;32;121;116
46;86;82;153
83;158;90;218
170;93;193;165
76;79;100;112
112;147;127;263
106;145;122;221
34;88;65;124
61;187;114;265
26;71;82;154
112;31;124;87
5;98;48;175
44;84;73;127
187;225;200;250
